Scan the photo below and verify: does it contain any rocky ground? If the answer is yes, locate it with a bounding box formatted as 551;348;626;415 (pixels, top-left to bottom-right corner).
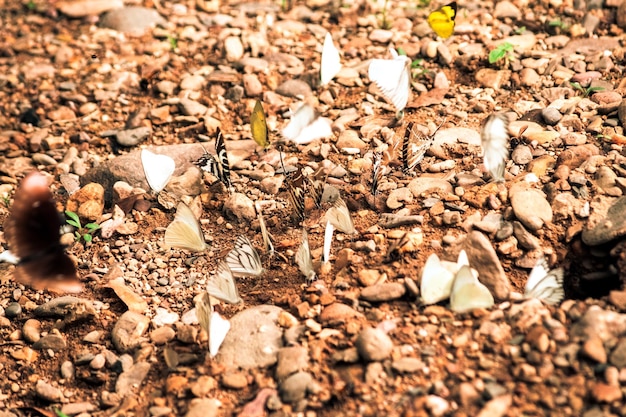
1;0;626;416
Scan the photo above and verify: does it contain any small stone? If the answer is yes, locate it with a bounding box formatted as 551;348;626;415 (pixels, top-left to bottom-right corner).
185;399;220;417
541;107;562;125
357;269;385;286
511;145;533;164
190;375;218;398
111;311;150;353
90;353;106;370
391;357;424;373
359;283;406;302
425;395;450;417
276;346;309;381
115;362;151;394
582;336;607;363
609;338;626;368
60;361;75;380
150;326;176;345
224;36;244;62
22;319;41;343
510;188;553;231
355;327;393;362
33;330;67;352
223;193;256;221
279;371;312;403
221;371;248;389
115;126;151;147
35;380;63;402
5;303;21;318
591;383;623;402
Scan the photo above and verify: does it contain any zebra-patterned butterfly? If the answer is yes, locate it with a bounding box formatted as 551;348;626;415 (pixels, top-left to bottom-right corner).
195;127;232;191
401;120;444;173
371;152;383;196
226;235;264;278
524;256;564;305
295;229;316;284
286;167;306;222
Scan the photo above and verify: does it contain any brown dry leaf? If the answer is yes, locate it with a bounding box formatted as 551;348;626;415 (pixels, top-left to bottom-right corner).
106;277;148;313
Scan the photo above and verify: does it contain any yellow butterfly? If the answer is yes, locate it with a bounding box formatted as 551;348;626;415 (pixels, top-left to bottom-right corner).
428;2;457;39
250;100;270;148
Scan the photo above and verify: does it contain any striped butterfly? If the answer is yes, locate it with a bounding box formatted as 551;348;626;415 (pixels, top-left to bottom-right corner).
324;197;357;235
371;152;383;196
194;291;231;357
481;113;509;182
286;167;306;221
164;202;208;252
308;167;328;209
524;256;564;305
296;229;316;284
206;260;242;304
226;235;264;277
195;127;232;190
401;120;444;173
251;100;270;149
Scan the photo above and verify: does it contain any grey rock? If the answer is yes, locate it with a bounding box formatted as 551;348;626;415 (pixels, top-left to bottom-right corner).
276;346;309;381
34;296;97;323
216;305;284;369
459;231;510;301
355;327;393;362
609;338;626;368
115;126;151;147
541;107;562;125
223;192;256;221
60;361;75;380
179;98;208;117
571;305;626;343
100;6;166;35
115;362;151;394
243;73;263;97
512;221;541;250
33;330;67;352
511;145;533;165
275;79;312;98
279;371;313;403
111;311;150;353
60;402;97;415
510;188;553;231
5;302;21;318
582;196;626;245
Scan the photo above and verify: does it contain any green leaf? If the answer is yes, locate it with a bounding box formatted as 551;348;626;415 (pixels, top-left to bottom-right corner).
85;223;100;232
397;47;407;56
55;409;70;417
83;234;92;243
65;210;81;228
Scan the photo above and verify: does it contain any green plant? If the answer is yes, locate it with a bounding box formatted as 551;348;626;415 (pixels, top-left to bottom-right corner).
1;194;9;208
26;0;36;11
379;0;391;29
570;81;605;98
54;409;70;417
488;42;515;66
416;0;431;7
513;26;526;35
65;210;100;243
167;35;178;51
410;58;428;78
548;19;568;30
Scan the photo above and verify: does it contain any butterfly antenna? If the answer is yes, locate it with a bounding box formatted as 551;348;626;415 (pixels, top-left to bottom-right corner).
279;146;286;174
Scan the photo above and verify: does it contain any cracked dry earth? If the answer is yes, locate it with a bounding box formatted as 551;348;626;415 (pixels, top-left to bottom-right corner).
3;0;626;416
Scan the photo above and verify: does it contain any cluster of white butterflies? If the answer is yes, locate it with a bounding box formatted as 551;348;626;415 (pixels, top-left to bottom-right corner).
420;251;564;313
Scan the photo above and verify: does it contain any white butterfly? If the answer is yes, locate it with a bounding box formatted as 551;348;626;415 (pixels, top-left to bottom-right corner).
481;113;510;182
296;229;316;284
322;220;334;265
141;149;176;193
0;250;19;265
255;202;274;256
164;202;208;252
524;256;564;305
282;100;333;145
450;265;495;313
320;32;342;86
226;235;264;277
368;48;412;114
206;261;242;304
194;292;230;357
324;197;357;235
420;253;456;305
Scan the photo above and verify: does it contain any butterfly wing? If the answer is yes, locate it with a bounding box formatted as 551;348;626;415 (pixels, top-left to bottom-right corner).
368;52;411;112
428;2;457;39
371;152;383;196
164;202;207;252
450;265;494;313
296;229;316;283
420;253;455;305
525;257;564;305
214;128;232;189
207;261;242;304
256;205;274;255
195;291;212;336
141;149;176;193
289;116;333;145
286;168;306;221
481;113;510;182
226;236;264;277
321;32;342;86
282;103;318;143
208;310;231;357
251;100;270;148
324;197;357;235
4;172;81;293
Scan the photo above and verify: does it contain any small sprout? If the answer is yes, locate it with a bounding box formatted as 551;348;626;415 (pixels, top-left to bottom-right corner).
65;210;100;243
410;58;428;78
569;81;605;98
55;409;70;417
514;26;526;35
26;0;36;11
488;42;515;67
1;193;9;208
167;35;178;51
378;0;392;29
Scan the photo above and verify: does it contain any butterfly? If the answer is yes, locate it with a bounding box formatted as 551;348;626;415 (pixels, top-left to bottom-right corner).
3;171;82;293
206;260;243;304
141;149;176;193
524;256;564;305
401;120;445;172
251;100;270;149
324;197;357;235
282;100;333;145
320;32;342;86
308;167;328;209
195;291;231;357
195;128;232;190
164;202;208;252
481;113;510;182
296;229;316;284
255;202;274;255
428;2;457;39
226;235;264;277
450;264;495;313
322;220;334;265
286;168;306;221
368;48;412;116
420;253;456;305
371;152;384;196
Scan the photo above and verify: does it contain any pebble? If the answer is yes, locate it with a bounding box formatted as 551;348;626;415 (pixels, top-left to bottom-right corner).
279;371;313;403
100;6;166;35
319;303;364;326
111;311;150;353
591;383;623;402
61;402;97;415
541;107;562;125
359;283;406;302
185;399;220;417
391;357;424;373
510;187;553;231
115;362;151;394
582;336;607;363
5;303;21;318
150;326;176;345
221;371;249;389
461;231;510;301
425;395;450;417
61;361;75;380
35;380;63;402
355;327;393;362
511;145;533;164
582;196;626;245
216;305;284;369
33;330;67;352
223;193;256;221
115;126;151;147
609;339;626;368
